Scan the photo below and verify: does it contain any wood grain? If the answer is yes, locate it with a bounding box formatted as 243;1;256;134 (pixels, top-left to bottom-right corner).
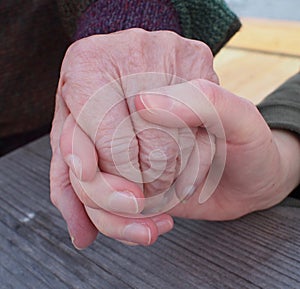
214;18;300;104
1;136;300;288
227;18;300;57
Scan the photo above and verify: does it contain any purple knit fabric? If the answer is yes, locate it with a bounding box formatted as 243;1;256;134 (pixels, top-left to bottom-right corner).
74;0;181;41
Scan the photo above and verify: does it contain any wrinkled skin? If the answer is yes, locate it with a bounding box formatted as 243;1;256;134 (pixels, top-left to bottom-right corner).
50;29;300;248
50;29;218;248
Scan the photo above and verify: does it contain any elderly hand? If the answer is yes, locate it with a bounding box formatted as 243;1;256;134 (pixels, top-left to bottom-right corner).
50;29;218;248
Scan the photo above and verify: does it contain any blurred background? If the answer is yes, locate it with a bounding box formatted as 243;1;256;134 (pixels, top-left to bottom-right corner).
225;0;300;21
214;0;300;104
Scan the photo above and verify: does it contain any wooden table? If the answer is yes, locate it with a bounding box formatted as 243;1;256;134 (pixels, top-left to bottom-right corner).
215;18;300;104
1;136;300;289
1;137;300;289
1;19;300;289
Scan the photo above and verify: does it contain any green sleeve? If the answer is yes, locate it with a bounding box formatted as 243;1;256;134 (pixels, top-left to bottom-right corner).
258;73;300;201
170;0;241;54
257;73;300;136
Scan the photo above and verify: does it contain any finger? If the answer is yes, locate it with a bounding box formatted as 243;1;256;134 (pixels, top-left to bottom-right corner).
70;169;145;215
63;75;143;189
51;178;98;249
68;168;99;209
94;98;143;186
50;86;97;249
118;213;175;246
174;128;214;202
151;214;174;236
118;214;175;246
60;40;143;186
60;114;98;181
135;125;196;199
85;206;173;246
124;75;194;199
135;79;264;144
175;126;198;180
133;117;180;197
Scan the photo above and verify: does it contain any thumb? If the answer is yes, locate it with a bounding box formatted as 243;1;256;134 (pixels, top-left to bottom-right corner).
135;79;264;144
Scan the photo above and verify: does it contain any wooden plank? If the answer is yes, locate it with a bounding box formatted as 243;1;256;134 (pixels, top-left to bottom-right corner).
0;265;27;289
214;18;300;104
227;18;300;57
214;48;299;103
0;222;66;289
0;172;133;287
1;136;300;289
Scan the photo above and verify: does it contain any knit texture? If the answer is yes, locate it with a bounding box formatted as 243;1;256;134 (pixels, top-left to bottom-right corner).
57;0;98;37
258;73;300;200
257;73;300;135
58;0;241;54
170;0;241;54
74;0;181;41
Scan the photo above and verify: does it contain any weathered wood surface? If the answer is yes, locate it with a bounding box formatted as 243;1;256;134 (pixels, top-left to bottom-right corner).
1;136;300;289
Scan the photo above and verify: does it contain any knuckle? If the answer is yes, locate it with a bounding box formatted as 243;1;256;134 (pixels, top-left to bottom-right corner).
65;38;92;60
197;40;214;59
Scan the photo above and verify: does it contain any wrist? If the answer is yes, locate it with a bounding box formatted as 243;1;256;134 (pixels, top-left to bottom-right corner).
272;129;300;197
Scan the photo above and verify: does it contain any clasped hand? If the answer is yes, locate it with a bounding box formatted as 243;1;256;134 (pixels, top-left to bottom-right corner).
50;29;300;248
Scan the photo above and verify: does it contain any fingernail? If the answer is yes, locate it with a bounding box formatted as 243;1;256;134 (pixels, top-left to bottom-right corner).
117;239;139;246
140;93;174;111
109;191;139;214
155;219;173;235
123;224;151;245
71;235;84;250
65;154;82;179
